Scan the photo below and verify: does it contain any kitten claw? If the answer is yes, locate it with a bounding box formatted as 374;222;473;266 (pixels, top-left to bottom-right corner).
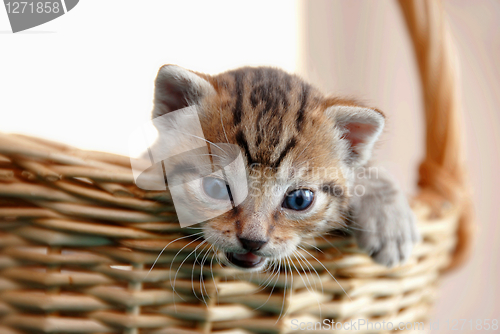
352;186;420;268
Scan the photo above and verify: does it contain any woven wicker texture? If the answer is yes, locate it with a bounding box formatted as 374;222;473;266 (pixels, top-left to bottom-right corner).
0;0;471;333
0;133;459;334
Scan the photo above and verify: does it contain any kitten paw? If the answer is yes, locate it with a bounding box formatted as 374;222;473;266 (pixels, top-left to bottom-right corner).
352;191;420;267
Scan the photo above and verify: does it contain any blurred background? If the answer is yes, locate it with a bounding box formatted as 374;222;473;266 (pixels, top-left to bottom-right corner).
1;1;498;332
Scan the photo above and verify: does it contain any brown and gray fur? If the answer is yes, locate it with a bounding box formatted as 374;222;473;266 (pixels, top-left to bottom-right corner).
151;65;419;269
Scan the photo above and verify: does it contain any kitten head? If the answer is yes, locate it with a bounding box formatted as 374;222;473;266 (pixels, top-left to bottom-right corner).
152;65;384;271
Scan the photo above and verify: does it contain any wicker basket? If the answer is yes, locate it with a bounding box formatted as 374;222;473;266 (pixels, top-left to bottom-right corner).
0;1;473;333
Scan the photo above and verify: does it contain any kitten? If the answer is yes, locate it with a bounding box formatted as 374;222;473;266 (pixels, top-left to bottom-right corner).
150;65;419;270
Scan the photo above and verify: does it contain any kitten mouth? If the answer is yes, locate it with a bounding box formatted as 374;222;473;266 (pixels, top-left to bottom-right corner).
225;251;265;269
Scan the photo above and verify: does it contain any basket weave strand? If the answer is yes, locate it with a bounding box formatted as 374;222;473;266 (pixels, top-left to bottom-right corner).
0;134;459;333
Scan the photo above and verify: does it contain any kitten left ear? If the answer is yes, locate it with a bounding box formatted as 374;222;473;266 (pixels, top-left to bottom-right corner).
326;105;385;166
152;65;216;119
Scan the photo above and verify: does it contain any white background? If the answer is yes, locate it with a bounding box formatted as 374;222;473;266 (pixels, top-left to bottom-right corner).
0;0;297;155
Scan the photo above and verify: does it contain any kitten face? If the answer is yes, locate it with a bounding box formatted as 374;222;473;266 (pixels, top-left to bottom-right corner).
152;65;384;271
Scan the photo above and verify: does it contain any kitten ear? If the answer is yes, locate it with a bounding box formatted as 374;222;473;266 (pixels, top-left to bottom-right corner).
326;105;385;166
152;65;216;118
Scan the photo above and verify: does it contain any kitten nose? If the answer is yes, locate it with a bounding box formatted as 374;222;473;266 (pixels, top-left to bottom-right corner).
238;237;268;252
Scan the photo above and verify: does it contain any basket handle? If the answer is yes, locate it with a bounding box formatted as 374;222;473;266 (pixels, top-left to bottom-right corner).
397;0;474;270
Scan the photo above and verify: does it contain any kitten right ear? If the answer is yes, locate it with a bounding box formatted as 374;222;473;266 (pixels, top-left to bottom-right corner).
152;65;215;118
326;105;385;166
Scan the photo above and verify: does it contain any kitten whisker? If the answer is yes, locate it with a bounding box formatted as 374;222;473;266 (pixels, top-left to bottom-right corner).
297;245;351;301
296;251;324;319
291;250;317;293
190;240;212;304
282;256;294;319
198;242;215;305
293;250;321;292
276;257;289;323
171;128;228;155
147;232;203;277
209;252;219;301
169;235;205;301
219;108;230;144
254;263;281;311
294;140;313;161
252;262;281;295
185;239;209;302
301;240;325;254
319;235;342;254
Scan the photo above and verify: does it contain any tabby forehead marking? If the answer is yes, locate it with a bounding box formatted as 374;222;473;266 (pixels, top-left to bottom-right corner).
271;136;297;169
296;83;310;132
235;129;255;166
232;71;245;126
212;67;325;173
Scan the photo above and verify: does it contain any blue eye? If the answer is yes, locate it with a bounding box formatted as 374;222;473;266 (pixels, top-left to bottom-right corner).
202;177;231;200
283;189;314;211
